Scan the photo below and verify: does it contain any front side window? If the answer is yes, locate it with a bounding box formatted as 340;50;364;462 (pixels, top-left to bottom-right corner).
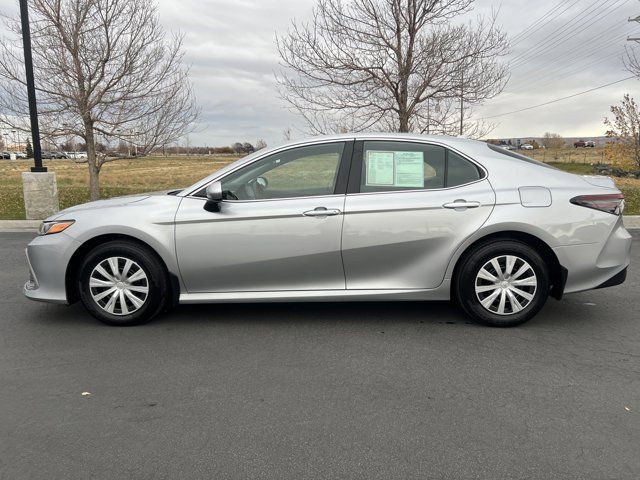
220;143;344;200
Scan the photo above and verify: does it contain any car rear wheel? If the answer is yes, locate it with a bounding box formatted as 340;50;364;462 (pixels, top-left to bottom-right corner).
78;240;168;326
454;240;550;327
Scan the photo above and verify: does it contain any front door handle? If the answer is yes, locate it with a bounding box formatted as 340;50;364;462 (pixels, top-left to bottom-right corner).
303;207;341;217
443;200;481;210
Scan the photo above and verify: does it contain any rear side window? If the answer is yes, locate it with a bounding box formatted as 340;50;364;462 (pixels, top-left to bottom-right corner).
360;141;445;193
358;141;483;193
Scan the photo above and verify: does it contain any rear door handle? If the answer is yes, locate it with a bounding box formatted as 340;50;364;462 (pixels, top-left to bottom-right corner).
443;200;481;209
303;207;341;217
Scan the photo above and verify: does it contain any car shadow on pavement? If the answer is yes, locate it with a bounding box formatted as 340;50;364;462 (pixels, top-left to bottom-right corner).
162;300;476;327
29;299;476;328
25;294;613;330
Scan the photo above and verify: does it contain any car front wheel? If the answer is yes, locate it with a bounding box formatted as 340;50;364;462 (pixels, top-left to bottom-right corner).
78;240;168;326
454;240;550;327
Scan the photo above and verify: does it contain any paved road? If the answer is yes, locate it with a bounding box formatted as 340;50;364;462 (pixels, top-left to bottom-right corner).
1;232;639;479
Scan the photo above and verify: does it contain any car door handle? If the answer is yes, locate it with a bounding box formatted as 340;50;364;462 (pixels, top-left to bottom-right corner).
443;200;481;209
303;207;341;217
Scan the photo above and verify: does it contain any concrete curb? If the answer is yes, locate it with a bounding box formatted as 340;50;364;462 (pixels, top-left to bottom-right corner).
625;215;640;229
1;216;640;232
0;220;41;232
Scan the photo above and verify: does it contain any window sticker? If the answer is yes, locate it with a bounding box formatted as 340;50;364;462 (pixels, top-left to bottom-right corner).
366;151;395;185
365;150;424;188
394;151;424;187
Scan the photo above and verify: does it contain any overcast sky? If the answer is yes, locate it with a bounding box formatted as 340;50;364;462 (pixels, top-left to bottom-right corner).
1;0;639;145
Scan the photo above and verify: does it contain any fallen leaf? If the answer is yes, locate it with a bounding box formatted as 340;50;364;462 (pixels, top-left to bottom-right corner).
81;391;91;396
624;405;631;411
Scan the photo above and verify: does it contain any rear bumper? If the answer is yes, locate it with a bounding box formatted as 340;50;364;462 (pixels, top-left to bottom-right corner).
554;217;632;294
595;266;627;289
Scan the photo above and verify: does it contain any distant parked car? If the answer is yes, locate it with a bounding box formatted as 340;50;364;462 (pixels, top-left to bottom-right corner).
41;151;54;159
0;152;10;159
520;144;534;150
15;152;27;159
51;151;68;159
585;141;596;148
574;140;586;148
498;144;517;151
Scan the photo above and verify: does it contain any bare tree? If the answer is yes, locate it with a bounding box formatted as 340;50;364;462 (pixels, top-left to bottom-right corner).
276;0;508;137
0;0;199;200
541;132;564;150
624;44;640;79
282;127;292;141
255;138;268;150
604;94;640;168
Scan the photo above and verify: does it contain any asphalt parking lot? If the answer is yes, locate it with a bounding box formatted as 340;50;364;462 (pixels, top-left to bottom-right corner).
1;231;639;479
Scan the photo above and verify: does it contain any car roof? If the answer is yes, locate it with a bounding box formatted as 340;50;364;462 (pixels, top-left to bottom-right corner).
284;132;482;148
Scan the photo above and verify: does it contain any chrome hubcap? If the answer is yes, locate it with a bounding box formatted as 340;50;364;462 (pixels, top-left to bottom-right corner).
89;256;149;315
474;255;537;316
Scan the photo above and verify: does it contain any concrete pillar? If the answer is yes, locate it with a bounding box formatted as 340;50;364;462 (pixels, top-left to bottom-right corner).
21;171;59;220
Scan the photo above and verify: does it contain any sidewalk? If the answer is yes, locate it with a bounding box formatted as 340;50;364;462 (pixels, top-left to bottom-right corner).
2;217;640;232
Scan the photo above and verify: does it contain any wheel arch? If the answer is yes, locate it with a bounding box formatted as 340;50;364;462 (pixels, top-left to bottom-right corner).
449;230;566;301
65;233;181;306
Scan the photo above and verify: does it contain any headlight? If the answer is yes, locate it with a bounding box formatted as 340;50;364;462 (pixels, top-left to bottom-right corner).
39;220;75;235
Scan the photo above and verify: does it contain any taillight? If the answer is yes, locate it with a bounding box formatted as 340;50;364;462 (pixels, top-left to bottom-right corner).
570;193;625;215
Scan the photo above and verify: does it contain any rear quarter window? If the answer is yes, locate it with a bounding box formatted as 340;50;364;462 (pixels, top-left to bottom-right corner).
447;151;482;187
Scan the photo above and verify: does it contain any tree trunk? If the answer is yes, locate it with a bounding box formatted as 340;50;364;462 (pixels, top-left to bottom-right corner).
398;110;410;132
84;120;100;201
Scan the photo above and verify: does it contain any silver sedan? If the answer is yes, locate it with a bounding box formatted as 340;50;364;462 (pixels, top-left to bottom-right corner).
24;133;632;326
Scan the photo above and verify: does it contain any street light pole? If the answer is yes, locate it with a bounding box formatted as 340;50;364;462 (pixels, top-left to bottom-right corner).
19;0;46;172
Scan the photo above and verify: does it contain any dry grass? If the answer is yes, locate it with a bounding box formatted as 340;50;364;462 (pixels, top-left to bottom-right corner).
0;153;638;218
525;147;608;164
0;155;239;219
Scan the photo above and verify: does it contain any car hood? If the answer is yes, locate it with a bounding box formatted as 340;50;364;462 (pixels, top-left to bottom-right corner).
45;191;173;221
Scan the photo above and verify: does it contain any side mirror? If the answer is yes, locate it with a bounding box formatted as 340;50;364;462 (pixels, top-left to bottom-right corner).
204;181;223;212
206;181;223;202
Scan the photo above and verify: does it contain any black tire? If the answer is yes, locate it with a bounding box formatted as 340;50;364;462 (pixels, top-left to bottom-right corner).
78;240;169;326
454;240;550;327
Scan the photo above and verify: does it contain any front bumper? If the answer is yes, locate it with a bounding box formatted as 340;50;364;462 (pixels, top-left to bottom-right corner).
23;232;79;304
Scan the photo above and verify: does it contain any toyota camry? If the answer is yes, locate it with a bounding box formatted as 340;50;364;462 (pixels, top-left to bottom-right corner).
24;133;632;327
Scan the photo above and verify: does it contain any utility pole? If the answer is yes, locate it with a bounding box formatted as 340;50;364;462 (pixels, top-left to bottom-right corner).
426;98;430;134
628;13;640;41
459;71;464;136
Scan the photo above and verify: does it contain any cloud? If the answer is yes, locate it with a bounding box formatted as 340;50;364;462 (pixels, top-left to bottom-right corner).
473;0;638;138
0;0;637;145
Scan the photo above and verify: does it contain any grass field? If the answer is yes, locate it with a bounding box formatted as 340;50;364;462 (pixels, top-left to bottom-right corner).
0;156;240;219
526;147;608;164
1;152;639;218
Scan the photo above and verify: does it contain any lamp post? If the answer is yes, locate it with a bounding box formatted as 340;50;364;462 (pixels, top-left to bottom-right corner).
20;0;58;220
19;0;45;172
